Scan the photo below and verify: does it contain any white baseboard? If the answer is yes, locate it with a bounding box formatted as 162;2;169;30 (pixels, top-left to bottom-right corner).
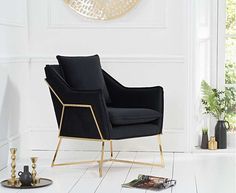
0;142;9;170
0;135;21;170
0;134;23;170
29;129;186;152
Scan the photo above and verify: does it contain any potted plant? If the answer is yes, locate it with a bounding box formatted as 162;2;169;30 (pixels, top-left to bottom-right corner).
200;128;208;149
201;80;236;149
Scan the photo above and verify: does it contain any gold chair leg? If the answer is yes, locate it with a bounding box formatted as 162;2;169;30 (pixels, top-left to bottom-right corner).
157;135;165;167
110;140;113;158
51;138;62;167
51;135;164;176
99;141;105;177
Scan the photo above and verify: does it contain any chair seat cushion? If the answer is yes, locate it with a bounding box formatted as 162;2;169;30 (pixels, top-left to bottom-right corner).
110;124;161;139
107;107;161;125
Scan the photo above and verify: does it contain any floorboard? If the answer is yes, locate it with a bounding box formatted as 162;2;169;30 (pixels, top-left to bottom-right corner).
19;151;99;193
146;153;173;193
194;153;236;193
171;153;197;193
120;152;157;193
94;151;137;193
69;152;118;193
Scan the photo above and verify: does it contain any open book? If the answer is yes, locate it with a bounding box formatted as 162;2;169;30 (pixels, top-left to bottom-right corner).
122;174;176;191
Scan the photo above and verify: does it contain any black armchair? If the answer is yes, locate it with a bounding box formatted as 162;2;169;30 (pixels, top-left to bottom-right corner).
45;55;164;176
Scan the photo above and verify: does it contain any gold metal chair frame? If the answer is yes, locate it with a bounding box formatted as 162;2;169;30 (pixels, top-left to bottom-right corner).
46;81;165;177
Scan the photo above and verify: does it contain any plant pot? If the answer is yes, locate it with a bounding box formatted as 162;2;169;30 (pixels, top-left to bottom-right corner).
201;133;208;149
215;120;229;149
227;131;236;148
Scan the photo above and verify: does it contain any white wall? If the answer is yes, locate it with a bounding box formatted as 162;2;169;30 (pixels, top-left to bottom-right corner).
0;0;29;169
0;0;195;158
27;0;190;152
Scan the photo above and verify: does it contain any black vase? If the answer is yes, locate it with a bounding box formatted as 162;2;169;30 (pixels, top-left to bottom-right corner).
201;133;208;149
18;165;32;186
215;120;229;149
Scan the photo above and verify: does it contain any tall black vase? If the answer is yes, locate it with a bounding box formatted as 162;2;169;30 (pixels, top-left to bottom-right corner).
215;120;229;149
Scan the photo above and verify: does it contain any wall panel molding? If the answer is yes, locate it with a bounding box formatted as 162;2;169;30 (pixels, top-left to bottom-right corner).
0;139;8;148
0;57;29;64
0;143;8;170
8;134;21;143
0;19;26;28
30;55;184;64
0;0;27;28
47;0;167;29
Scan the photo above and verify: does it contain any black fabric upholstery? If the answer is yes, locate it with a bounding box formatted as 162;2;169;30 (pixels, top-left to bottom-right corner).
45;60;164;140
107;107;161;126
103;70;164;134
56;55;111;103
111;124;161;140
45;65;111;139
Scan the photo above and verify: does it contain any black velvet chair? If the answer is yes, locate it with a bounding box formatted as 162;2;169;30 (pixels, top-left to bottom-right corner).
45;55;164;176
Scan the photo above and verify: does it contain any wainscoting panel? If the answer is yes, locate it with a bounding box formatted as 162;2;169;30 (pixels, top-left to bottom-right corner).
0;0;27;27
29;0;185;59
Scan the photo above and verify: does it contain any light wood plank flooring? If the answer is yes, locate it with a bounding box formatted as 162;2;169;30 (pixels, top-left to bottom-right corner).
0;151;235;193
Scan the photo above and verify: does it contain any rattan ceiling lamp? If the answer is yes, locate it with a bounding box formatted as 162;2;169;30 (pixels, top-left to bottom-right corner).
64;0;140;20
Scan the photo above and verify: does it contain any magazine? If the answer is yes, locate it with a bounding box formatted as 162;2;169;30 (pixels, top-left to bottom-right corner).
122;174;176;191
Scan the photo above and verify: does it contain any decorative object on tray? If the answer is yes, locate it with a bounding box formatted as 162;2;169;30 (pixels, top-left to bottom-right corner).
1;178;52;189
208;136;217;150
8;148;17;186
64;0;140;20
18;166;32;186
1;148;52;189
201;80;236;149
200;128;208;149
31;157;40;185
122;174;176;191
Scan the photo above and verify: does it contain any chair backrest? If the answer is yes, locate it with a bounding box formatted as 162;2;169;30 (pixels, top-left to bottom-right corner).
56;55;111;103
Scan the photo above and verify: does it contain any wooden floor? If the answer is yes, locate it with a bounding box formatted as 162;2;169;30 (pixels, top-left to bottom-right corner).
0;151;235;193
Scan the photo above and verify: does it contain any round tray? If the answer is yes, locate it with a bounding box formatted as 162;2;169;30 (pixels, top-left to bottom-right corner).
1;178;53;189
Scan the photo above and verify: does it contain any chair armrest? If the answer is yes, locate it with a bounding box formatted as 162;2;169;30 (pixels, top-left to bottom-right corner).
103;70;164;113
110;86;163;114
47;79;111;139
45;65;111;139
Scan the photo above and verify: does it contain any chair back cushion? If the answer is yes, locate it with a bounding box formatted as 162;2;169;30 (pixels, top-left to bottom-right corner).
56;55;111;103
